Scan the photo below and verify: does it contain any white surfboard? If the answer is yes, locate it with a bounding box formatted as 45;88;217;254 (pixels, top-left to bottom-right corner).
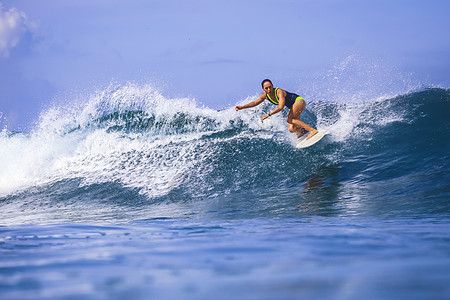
296;129;329;148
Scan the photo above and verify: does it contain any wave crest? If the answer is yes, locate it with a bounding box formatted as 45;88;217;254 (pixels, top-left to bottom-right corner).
0;85;448;203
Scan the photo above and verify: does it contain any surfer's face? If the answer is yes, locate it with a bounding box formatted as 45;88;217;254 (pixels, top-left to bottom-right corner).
262;82;273;93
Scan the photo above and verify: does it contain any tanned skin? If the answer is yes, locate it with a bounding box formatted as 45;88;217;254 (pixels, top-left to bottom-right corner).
235;80;318;139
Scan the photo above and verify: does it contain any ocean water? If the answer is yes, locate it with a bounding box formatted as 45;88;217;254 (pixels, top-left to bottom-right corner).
0;85;449;299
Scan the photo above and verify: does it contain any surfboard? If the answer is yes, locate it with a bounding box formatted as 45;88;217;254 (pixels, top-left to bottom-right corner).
296;129;329;148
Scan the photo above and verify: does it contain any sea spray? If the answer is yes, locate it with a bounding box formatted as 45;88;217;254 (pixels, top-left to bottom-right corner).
0;83;448;224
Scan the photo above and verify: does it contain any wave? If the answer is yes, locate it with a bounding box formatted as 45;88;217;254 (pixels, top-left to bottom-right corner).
0;84;449;223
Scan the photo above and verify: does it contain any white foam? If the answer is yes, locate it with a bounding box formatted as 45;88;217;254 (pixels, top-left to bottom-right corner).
0;130;81;196
0;83;285;198
0;80;418;198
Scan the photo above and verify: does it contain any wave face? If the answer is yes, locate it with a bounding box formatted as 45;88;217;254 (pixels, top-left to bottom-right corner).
0;85;449;224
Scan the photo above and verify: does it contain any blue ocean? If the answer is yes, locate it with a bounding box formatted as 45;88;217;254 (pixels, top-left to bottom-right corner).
0;84;449;299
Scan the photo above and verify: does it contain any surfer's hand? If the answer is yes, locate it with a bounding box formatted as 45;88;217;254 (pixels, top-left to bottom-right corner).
235;105;242;111
261;114;269;123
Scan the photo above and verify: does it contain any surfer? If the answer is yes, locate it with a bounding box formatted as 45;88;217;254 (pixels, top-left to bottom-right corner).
235;79;318;139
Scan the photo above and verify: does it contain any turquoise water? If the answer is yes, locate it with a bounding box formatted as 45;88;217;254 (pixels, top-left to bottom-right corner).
0;87;449;299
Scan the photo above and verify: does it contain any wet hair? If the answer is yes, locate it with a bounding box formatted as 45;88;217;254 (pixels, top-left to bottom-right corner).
261;79;272;88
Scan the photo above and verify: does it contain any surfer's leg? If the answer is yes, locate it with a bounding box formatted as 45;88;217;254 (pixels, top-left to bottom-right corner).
287;98;318;140
287;110;305;137
287;108;303;135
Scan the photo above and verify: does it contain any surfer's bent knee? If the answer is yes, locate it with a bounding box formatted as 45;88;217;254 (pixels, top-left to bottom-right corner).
286;115;292;124
287;111;301;125
286;110;294;124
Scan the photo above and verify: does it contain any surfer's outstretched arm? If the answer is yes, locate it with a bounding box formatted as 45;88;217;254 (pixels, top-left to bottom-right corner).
235;93;265;111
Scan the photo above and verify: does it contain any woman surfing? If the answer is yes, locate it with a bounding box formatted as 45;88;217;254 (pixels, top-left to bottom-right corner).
235;79;318;140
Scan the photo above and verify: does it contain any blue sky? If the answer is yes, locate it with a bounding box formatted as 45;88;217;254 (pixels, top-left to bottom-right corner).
1;0;449;131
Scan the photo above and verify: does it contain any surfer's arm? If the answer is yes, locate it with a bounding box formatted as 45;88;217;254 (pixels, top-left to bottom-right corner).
235;93;265;111
261;89;285;123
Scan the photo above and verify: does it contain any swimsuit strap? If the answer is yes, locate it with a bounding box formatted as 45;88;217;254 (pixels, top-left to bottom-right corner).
267;88;280;105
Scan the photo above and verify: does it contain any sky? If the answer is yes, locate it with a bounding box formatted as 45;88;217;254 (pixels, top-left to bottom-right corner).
1;0;449;131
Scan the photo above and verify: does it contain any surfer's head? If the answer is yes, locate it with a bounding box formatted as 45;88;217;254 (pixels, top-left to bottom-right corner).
261;79;273;93
261;79;272;88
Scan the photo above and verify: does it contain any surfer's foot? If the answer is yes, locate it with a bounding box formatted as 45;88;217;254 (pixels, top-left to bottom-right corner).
296;128;308;138
306;129;318;140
